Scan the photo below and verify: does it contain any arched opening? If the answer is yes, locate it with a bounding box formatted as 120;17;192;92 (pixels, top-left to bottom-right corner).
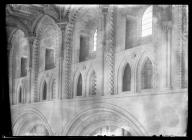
141;58;153;89
142;6;153;37
122;63;131;92
77;74;82;96
89;71;96;96
42;81;47;100
91;126;132;136
18;87;22;103
51;79;56;99
64;104;148;136
9;29;29;104
23;124;49;136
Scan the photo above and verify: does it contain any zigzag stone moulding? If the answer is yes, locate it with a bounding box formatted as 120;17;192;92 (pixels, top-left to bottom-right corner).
104;7;116;96
63;8;82;99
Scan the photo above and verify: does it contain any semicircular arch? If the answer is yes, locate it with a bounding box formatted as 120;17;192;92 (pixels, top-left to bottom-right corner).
63;102;148;136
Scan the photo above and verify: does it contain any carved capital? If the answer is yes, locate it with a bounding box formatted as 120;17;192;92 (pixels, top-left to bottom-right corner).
161;21;172;31
58;22;68;31
101;5;109;14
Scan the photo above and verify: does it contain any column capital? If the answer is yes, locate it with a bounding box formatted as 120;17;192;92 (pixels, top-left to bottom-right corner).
101;5;109;14
57;22;68;31
161;21;172;31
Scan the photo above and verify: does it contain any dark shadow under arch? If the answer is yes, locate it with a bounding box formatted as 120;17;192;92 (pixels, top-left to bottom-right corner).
77;74;82;96
122;63;131;92
141;58;153;89
42;81;47;100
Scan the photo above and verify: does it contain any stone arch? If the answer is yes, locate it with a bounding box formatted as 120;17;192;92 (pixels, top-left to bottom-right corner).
8;28;30;104
6;16;30;38
12;108;54;136
42;81;47;100
15;79;26;104
122;63;131;92
34;15;62;72
63;102;148;136
86;66;97;96
76;73;83;96
31;15;62;102
15;81;22;104
48;74;57;100
73;69;86;97
22;85;27;104
135;52;156;92
75;6;102;62
18;86;22;104
117;57;133;94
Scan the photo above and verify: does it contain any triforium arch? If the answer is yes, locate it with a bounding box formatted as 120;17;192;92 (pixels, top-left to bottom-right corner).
73;68;86;97
8;28;30;105
32;15;62;102
6;15;31;38
63;103;148;136
48;73;57;100
136;52;156;92
12;108;54;136
86;65;97;96
40;80;48;101
117;57;133;94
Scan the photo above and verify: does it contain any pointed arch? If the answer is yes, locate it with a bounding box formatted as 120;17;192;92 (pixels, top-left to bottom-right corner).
8;29;30;104
136;53;155;92
51;79;56;100
18;86;22;104
89;70;96;96
42;81;47;100
77;74;83;96
141;58;153;89
122;63;131;92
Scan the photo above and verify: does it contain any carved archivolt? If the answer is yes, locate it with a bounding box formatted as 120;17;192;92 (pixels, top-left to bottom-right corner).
63;102;148;136
12;108;54;136
32;15;62;102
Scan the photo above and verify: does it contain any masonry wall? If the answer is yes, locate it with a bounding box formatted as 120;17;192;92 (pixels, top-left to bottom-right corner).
7;5;188;136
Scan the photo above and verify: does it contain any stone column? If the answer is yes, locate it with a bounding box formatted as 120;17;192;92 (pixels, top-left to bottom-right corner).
103;6;116;96
31;35;40;102
161;23;172;89
181;5;188;88
58;22;67;99
63;10;80;99
7;42;13;105
171;5;183;89
28;35;35;103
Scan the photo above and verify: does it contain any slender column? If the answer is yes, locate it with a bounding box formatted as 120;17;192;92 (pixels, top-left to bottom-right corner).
31;35;40;102
171;5;183;89
28;35;35;103
103;6;116;96
63;9;81;98
181;5;188;88
63;23;73;99
58;22;67;99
